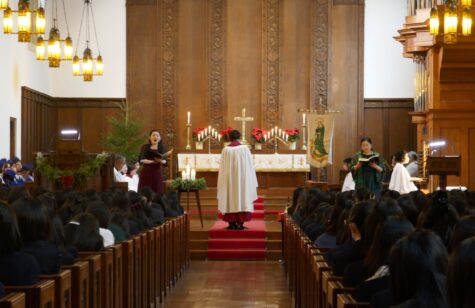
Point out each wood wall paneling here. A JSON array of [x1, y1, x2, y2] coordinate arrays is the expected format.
[[469, 128, 475, 189]]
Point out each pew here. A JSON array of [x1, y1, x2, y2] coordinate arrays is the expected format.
[[5, 280, 55, 308], [132, 236, 142, 308], [76, 253, 102, 308], [147, 229, 156, 307], [140, 233, 150, 308], [40, 269, 72, 308], [109, 244, 123, 308], [336, 294, 370, 308], [62, 261, 89, 308], [121, 240, 134, 308], [0, 293, 26, 308], [322, 270, 343, 308], [79, 250, 114, 308], [328, 281, 355, 308]]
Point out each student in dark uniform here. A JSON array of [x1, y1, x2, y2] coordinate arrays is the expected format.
[[12, 197, 62, 275], [0, 202, 40, 286]]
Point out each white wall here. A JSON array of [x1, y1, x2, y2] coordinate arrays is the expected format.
[[49, 0, 126, 98], [0, 35, 51, 159], [364, 0, 415, 98]]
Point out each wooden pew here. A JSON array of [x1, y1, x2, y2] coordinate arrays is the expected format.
[[76, 253, 102, 308], [147, 229, 156, 308], [315, 261, 331, 308], [328, 281, 355, 308], [121, 240, 134, 308], [140, 233, 150, 308], [62, 261, 89, 308], [109, 244, 123, 308], [79, 250, 113, 308], [132, 236, 142, 308], [0, 293, 26, 308], [5, 280, 55, 308], [156, 225, 165, 303], [322, 270, 343, 308], [40, 269, 72, 308], [336, 294, 370, 308]]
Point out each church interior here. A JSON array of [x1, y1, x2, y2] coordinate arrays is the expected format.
[[1, 0, 475, 307]]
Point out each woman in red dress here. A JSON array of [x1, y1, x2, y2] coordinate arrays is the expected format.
[[138, 130, 170, 194]]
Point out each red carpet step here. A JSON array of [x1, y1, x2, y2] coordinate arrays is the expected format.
[[207, 209, 267, 260]]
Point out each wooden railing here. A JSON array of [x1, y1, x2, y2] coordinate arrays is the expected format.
[[1, 214, 190, 308], [282, 215, 370, 308]]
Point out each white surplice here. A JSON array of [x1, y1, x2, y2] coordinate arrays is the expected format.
[[217, 145, 258, 214], [389, 163, 418, 194], [342, 172, 355, 192]]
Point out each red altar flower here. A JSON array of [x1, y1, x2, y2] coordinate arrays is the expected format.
[[284, 128, 300, 142], [220, 127, 234, 142], [251, 128, 268, 144], [192, 127, 205, 141]]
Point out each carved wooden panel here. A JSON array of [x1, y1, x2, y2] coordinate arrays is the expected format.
[[159, 0, 178, 149], [311, 0, 330, 109], [209, 0, 226, 131], [262, 0, 281, 128]]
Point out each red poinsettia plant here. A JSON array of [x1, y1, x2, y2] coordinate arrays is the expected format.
[[251, 128, 268, 144], [220, 127, 234, 142], [284, 128, 300, 142], [192, 127, 205, 141]]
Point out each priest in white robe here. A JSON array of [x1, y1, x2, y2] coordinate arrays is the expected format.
[[217, 130, 258, 230], [389, 150, 418, 195]]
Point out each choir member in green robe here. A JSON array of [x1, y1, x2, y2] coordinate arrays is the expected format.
[[350, 137, 385, 197]]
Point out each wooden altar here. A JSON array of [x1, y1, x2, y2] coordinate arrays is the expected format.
[[176, 149, 310, 194]]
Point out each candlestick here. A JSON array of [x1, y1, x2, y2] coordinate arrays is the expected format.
[[301, 122, 308, 151], [186, 122, 191, 150], [187, 112, 191, 124]]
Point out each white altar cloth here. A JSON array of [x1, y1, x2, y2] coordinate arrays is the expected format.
[[177, 153, 310, 172]]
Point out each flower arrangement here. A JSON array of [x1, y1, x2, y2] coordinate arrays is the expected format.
[[220, 127, 234, 142], [36, 152, 109, 188], [251, 128, 268, 144], [192, 128, 205, 141], [284, 128, 300, 142], [170, 177, 207, 191]]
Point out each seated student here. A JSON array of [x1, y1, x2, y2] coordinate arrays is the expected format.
[[388, 230, 448, 308], [350, 217, 414, 302], [449, 215, 475, 252], [303, 203, 332, 242], [389, 150, 418, 195], [341, 158, 356, 192], [325, 201, 374, 276], [12, 197, 62, 275], [65, 213, 104, 252], [113, 155, 131, 187], [2, 169, 22, 187], [126, 162, 140, 192], [109, 210, 129, 242], [39, 194, 77, 265], [20, 163, 34, 182], [110, 191, 140, 236], [86, 201, 115, 247], [286, 187, 304, 216], [447, 237, 475, 308], [0, 202, 40, 286], [315, 193, 353, 249]]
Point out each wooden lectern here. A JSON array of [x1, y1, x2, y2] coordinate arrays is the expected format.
[[427, 156, 461, 191]]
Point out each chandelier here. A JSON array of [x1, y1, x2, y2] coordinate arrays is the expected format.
[[430, 0, 473, 44], [35, 0, 73, 67], [72, 0, 103, 81], [2, 0, 46, 42]]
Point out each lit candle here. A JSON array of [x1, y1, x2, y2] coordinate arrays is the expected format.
[[218, 134, 221, 141], [208, 125, 211, 132], [190, 169, 196, 180], [279, 129, 282, 137], [303, 113, 306, 124], [187, 112, 191, 124], [204, 128, 208, 135], [181, 170, 186, 180], [186, 164, 191, 180]]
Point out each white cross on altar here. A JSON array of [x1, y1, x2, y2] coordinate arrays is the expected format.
[[234, 108, 254, 144]]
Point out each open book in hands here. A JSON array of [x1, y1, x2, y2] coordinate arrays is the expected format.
[[358, 154, 380, 164], [152, 149, 173, 164]]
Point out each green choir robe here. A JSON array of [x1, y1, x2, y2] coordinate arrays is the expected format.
[[350, 151, 385, 195]]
